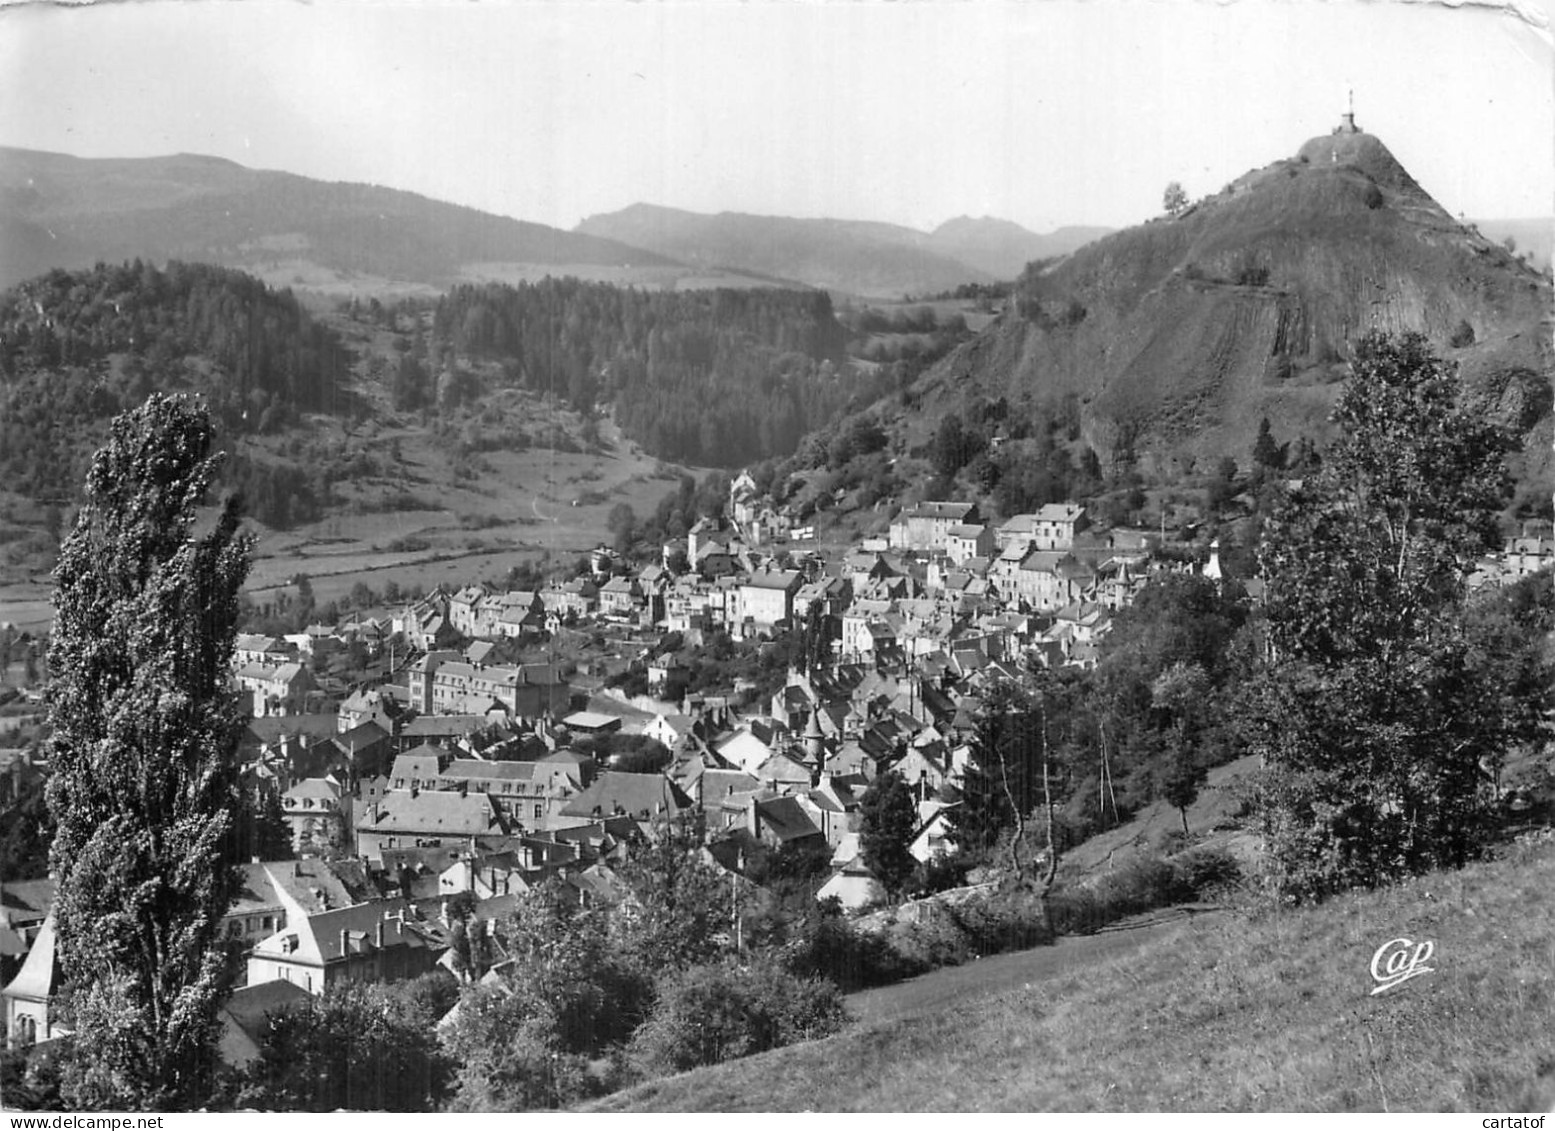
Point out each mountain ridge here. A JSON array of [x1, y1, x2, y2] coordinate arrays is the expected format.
[[576, 202, 1111, 296], [0, 146, 681, 294]]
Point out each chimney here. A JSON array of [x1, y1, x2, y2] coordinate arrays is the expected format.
[[339, 928, 350, 957], [375, 919, 385, 949]]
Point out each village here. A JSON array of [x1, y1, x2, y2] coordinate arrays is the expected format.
[[2, 469, 1551, 1069]]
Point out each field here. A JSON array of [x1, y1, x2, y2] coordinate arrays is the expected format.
[[242, 408, 701, 611], [592, 832, 1555, 1112], [0, 377, 706, 631]]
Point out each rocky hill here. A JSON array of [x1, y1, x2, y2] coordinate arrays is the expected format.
[[886, 123, 1553, 485]]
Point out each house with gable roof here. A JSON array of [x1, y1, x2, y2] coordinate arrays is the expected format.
[[235, 660, 318, 717], [217, 980, 313, 1069], [561, 771, 692, 826], [889, 501, 979, 553], [1, 912, 63, 1047], [246, 899, 445, 995], [356, 789, 510, 863], [744, 793, 826, 852], [282, 775, 351, 855]]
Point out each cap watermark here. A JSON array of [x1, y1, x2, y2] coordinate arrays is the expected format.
[[1370, 936, 1435, 995]]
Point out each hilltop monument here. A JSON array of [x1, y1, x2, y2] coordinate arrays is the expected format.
[[1335, 90, 1361, 135]]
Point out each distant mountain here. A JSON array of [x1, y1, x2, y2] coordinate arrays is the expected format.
[[0, 147, 679, 293], [1471, 217, 1553, 271], [575, 203, 1104, 298], [863, 123, 1553, 493], [926, 216, 1113, 281]]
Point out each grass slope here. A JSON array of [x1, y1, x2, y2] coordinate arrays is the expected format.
[[593, 834, 1555, 1112]]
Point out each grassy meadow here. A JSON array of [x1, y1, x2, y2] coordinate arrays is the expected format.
[[592, 833, 1555, 1112]]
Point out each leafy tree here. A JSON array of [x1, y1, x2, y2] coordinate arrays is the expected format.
[[628, 955, 845, 1077], [933, 412, 982, 479], [44, 393, 255, 1109], [950, 679, 1059, 899], [253, 789, 295, 861], [1252, 331, 1526, 900], [1251, 416, 1283, 470], [1151, 662, 1211, 835], [611, 818, 733, 972], [0, 774, 52, 881], [858, 770, 918, 896], [606, 502, 637, 555], [1163, 181, 1189, 216], [440, 970, 596, 1112], [236, 983, 450, 1111]]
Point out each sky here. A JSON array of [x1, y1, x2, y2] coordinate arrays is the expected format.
[[0, 0, 1550, 234]]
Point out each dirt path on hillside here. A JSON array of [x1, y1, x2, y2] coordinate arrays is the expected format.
[[845, 904, 1225, 1027]]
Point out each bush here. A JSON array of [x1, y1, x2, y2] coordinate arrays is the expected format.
[[1172, 845, 1243, 897], [782, 906, 923, 991], [629, 956, 846, 1077], [882, 905, 974, 969], [1363, 182, 1385, 210], [236, 982, 452, 1112], [909, 854, 972, 898], [946, 887, 1055, 954], [1449, 319, 1476, 348], [1046, 847, 1242, 936]]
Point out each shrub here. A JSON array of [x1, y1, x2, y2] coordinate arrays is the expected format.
[[909, 854, 972, 898], [1363, 182, 1385, 210], [236, 983, 452, 1112], [782, 906, 923, 991], [629, 956, 846, 1077], [1172, 845, 1243, 897], [883, 905, 974, 969], [948, 887, 1056, 953], [1449, 319, 1476, 348]]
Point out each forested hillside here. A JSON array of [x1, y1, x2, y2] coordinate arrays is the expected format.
[[434, 280, 885, 466], [0, 261, 347, 507]]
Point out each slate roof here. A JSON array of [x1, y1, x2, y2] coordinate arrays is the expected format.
[[0, 880, 55, 930], [360, 790, 506, 837], [561, 772, 691, 820], [400, 715, 493, 740], [753, 796, 824, 844], [220, 979, 312, 1044], [253, 899, 442, 967]]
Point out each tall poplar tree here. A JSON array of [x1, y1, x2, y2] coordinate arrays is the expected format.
[[45, 394, 255, 1108]]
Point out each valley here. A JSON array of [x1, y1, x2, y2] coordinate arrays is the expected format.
[[0, 102, 1551, 1117]]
